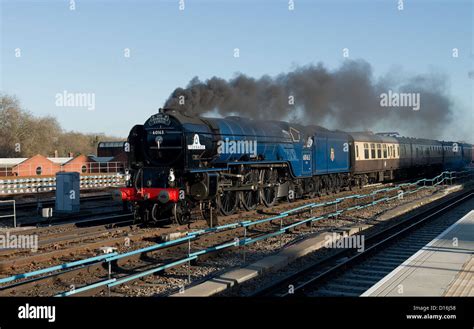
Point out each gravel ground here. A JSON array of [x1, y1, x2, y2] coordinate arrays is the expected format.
[[0, 180, 465, 297], [104, 184, 458, 297]]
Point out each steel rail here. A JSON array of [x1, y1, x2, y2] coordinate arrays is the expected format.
[[251, 189, 474, 297]]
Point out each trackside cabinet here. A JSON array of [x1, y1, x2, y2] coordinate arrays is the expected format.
[[55, 172, 80, 213]]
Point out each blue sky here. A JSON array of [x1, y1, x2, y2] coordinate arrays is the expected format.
[[1, 0, 472, 139]]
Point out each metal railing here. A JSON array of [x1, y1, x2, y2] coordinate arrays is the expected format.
[[0, 200, 16, 227], [1, 169, 473, 296]]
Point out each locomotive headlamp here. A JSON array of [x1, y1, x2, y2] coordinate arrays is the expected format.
[[306, 137, 314, 148], [155, 136, 163, 149]]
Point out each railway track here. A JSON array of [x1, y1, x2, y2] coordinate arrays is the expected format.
[[0, 171, 471, 297], [0, 179, 402, 261], [251, 188, 474, 297], [0, 192, 114, 211], [0, 192, 126, 228]]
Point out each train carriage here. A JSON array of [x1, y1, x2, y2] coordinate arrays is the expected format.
[[349, 132, 400, 183], [441, 141, 467, 170], [396, 137, 444, 176], [121, 108, 473, 225]]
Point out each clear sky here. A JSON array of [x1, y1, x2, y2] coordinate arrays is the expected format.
[[1, 0, 472, 139]]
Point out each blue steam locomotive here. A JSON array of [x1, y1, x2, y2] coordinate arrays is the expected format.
[[121, 108, 473, 225]]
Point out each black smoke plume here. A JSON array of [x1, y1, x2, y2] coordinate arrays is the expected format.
[[164, 60, 454, 139]]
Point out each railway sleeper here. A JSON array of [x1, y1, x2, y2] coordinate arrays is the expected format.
[[314, 283, 366, 294], [332, 277, 378, 287], [311, 289, 359, 297]]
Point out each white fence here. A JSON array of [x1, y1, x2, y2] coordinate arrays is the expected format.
[[0, 162, 125, 177]]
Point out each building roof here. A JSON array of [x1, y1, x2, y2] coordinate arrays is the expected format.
[[0, 157, 73, 168], [88, 155, 115, 163], [0, 158, 28, 167], [98, 141, 126, 148], [47, 157, 73, 164]]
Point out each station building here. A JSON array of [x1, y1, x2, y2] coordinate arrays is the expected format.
[[97, 141, 127, 161], [0, 151, 126, 177]]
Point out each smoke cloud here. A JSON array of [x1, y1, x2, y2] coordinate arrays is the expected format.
[[164, 60, 455, 140]]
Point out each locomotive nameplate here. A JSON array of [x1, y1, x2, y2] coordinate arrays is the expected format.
[[146, 114, 171, 126]]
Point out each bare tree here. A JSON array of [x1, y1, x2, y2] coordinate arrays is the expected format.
[[0, 94, 122, 157]]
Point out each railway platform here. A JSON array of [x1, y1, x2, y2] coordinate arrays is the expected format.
[[362, 210, 474, 297]]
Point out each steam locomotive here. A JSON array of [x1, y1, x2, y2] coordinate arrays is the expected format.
[[120, 108, 473, 225]]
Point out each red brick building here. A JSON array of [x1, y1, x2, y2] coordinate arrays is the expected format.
[[11, 154, 63, 177], [0, 153, 126, 177]]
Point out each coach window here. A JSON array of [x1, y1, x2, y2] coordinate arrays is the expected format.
[[356, 145, 359, 159], [364, 143, 369, 159], [397, 146, 400, 157], [376, 144, 382, 158], [370, 143, 376, 159], [383, 144, 388, 158]]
